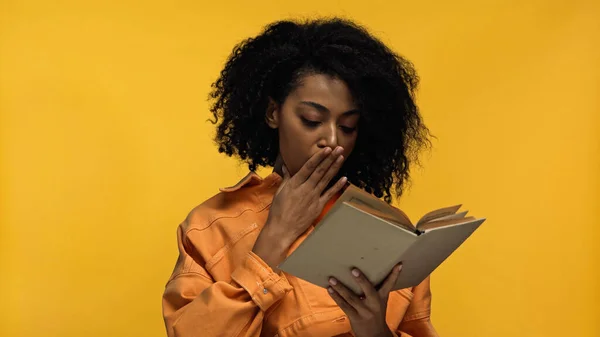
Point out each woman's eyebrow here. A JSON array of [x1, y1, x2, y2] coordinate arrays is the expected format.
[[299, 101, 360, 115]]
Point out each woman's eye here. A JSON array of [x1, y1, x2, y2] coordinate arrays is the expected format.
[[301, 117, 321, 128], [340, 126, 357, 134]]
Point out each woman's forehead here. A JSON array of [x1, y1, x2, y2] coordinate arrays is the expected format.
[[289, 74, 357, 111]]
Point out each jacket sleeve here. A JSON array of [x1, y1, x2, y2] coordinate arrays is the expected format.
[[162, 221, 293, 337], [394, 276, 439, 337]]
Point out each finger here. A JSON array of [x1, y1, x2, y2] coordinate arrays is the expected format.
[[306, 146, 343, 187], [295, 147, 332, 183], [320, 176, 348, 204], [328, 287, 357, 317], [350, 268, 380, 309], [328, 277, 366, 313], [378, 263, 403, 298], [315, 152, 344, 193]]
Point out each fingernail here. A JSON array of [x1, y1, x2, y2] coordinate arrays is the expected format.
[[329, 278, 337, 286], [324, 147, 332, 154], [328, 287, 334, 294], [341, 176, 348, 184], [352, 269, 360, 277], [335, 147, 343, 155], [397, 264, 403, 272]]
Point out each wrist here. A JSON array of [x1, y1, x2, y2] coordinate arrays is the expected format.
[[252, 222, 295, 271], [263, 220, 296, 247]]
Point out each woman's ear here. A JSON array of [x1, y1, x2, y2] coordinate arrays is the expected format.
[[265, 98, 279, 129]]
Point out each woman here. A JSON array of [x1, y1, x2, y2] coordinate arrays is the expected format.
[[162, 18, 435, 337]]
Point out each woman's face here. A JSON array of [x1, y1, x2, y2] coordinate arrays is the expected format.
[[266, 73, 359, 176]]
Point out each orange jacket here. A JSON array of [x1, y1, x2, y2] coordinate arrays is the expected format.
[[162, 172, 438, 337]]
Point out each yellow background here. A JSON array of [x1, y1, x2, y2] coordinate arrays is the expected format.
[[1, 1, 598, 336]]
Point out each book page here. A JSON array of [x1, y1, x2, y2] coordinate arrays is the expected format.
[[427, 210, 469, 222], [346, 199, 417, 233], [415, 205, 462, 226], [417, 215, 476, 231], [337, 184, 413, 226], [417, 211, 469, 230]]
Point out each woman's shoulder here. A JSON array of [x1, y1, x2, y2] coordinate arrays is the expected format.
[[175, 172, 280, 262], [181, 171, 280, 233]]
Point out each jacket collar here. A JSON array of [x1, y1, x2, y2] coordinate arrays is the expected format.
[[219, 171, 282, 193]]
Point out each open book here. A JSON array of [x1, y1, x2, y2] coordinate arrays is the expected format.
[[278, 184, 486, 294]]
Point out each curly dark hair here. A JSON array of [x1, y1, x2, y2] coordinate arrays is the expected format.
[[209, 18, 430, 203]]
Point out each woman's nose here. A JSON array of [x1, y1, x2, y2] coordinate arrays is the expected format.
[[317, 122, 338, 149]]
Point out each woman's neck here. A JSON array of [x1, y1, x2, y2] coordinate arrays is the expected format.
[[272, 153, 284, 177]]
